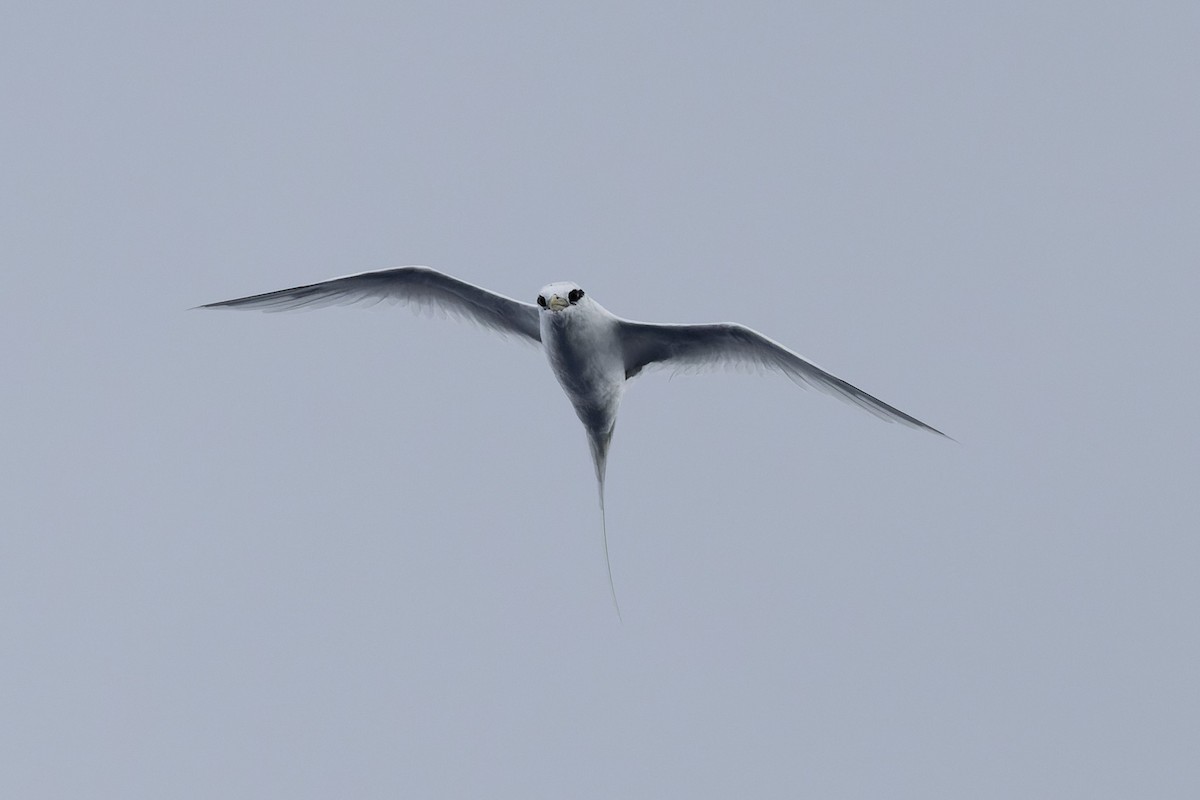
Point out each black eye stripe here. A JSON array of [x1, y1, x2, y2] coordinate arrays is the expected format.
[[537, 295, 547, 308], [568, 289, 584, 303]]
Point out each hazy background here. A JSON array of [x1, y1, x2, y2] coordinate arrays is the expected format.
[[3, 2, 1197, 797]]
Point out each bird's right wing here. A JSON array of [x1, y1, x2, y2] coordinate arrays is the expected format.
[[619, 320, 946, 436], [197, 266, 542, 344]]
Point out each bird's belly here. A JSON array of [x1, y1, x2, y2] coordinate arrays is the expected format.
[[543, 320, 624, 432]]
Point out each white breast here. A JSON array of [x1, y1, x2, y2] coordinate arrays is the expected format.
[[540, 300, 626, 432]]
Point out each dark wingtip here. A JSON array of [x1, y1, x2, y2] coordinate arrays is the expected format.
[[918, 420, 957, 443]]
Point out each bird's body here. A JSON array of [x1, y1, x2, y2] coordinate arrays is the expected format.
[[539, 282, 625, 442], [200, 266, 947, 616], [537, 284, 629, 610]]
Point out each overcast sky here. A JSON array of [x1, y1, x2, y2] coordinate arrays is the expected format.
[[3, 2, 1198, 797]]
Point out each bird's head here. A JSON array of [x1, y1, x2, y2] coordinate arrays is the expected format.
[[536, 282, 587, 313]]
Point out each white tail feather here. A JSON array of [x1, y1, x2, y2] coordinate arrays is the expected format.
[[588, 428, 622, 621]]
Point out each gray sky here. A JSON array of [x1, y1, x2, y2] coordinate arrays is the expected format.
[[3, 1, 1198, 797]]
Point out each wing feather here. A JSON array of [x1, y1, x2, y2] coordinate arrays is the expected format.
[[619, 320, 946, 436], [198, 266, 542, 344]]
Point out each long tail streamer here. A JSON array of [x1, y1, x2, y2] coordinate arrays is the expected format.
[[588, 428, 622, 621]]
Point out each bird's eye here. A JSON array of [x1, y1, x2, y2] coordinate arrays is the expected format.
[[537, 295, 547, 308], [568, 289, 584, 304]]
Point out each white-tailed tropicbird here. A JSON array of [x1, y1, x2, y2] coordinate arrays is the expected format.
[[200, 266, 947, 617]]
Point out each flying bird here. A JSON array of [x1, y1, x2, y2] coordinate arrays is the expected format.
[[200, 266, 947, 617]]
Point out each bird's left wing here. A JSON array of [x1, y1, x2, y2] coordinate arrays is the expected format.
[[618, 320, 946, 436], [198, 266, 542, 343]]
